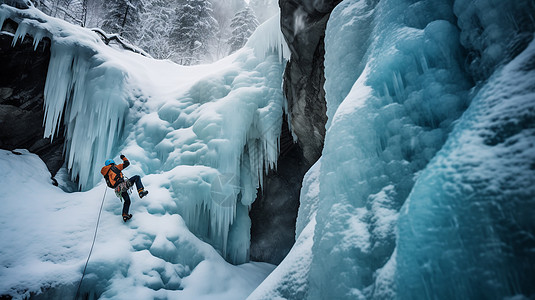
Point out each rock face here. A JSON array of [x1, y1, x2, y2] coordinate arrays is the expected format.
[[0, 19, 64, 176], [249, 1, 340, 264], [280, 0, 341, 166]]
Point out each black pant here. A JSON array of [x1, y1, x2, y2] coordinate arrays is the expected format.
[[121, 175, 144, 215]]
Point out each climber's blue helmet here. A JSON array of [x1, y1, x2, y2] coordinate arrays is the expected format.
[[105, 159, 115, 166]]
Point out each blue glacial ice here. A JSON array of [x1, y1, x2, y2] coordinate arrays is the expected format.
[[397, 37, 535, 299], [313, 0, 472, 298]]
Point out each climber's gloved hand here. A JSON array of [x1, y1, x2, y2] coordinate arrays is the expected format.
[[120, 154, 126, 160]]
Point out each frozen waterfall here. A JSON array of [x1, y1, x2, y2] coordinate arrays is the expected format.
[[1, 5, 288, 267]]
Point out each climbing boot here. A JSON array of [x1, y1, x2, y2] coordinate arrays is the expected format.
[[138, 188, 148, 198], [122, 214, 132, 222]]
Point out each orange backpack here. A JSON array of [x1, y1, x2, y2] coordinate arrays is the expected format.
[[103, 165, 123, 188]]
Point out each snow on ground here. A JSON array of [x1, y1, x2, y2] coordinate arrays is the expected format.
[[0, 149, 274, 299], [0, 4, 288, 299]]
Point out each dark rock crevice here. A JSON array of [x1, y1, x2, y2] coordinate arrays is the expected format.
[[248, 1, 340, 264], [280, 0, 341, 166], [249, 115, 309, 264], [0, 20, 64, 176]]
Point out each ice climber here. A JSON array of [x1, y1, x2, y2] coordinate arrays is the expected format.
[[101, 155, 148, 222]]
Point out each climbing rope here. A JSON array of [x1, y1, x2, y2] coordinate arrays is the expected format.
[[74, 186, 107, 300]]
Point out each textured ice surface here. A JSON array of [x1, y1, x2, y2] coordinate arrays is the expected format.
[[251, 0, 535, 299], [454, 0, 535, 79], [130, 16, 288, 264], [397, 37, 535, 299], [312, 0, 471, 298], [294, 160, 321, 238]]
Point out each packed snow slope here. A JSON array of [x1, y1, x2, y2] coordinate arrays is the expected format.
[[0, 3, 289, 299], [0, 149, 274, 300], [250, 0, 535, 299]]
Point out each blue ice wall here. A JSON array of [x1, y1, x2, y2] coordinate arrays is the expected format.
[[263, 0, 535, 299], [397, 35, 535, 299], [395, 0, 535, 298], [310, 0, 471, 298]]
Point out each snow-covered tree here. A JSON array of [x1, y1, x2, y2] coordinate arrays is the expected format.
[[136, 0, 178, 59], [170, 0, 219, 65], [249, 0, 278, 24], [59, 0, 83, 24], [81, 0, 106, 27], [101, 0, 144, 42], [208, 0, 233, 60], [30, 0, 52, 14], [31, 0, 253, 62], [31, 0, 85, 25], [227, 5, 258, 54]]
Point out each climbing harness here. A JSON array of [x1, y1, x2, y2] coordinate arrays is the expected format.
[[114, 177, 133, 201], [74, 186, 107, 300]]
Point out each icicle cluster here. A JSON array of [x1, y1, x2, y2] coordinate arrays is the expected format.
[[1, 5, 129, 190], [44, 47, 129, 190], [246, 13, 290, 63]]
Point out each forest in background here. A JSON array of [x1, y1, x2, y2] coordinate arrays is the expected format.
[[30, 0, 279, 64]]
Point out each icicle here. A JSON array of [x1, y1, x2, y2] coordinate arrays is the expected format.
[[11, 21, 28, 46], [392, 70, 405, 103], [246, 13, 291, 62], [43, 45, 73, 140], [32, 29, 45, 50], [419, 51, 429, 73], [0, 11, 6, 30]]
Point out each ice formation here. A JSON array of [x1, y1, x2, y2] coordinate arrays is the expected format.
[[251, 0, 535, 299], [2, 4, 129, 190], [397, 34, 535, 299], [1, 2, 289, 261], [313, 1, 472, 297], [126, 15, 289, 264]]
